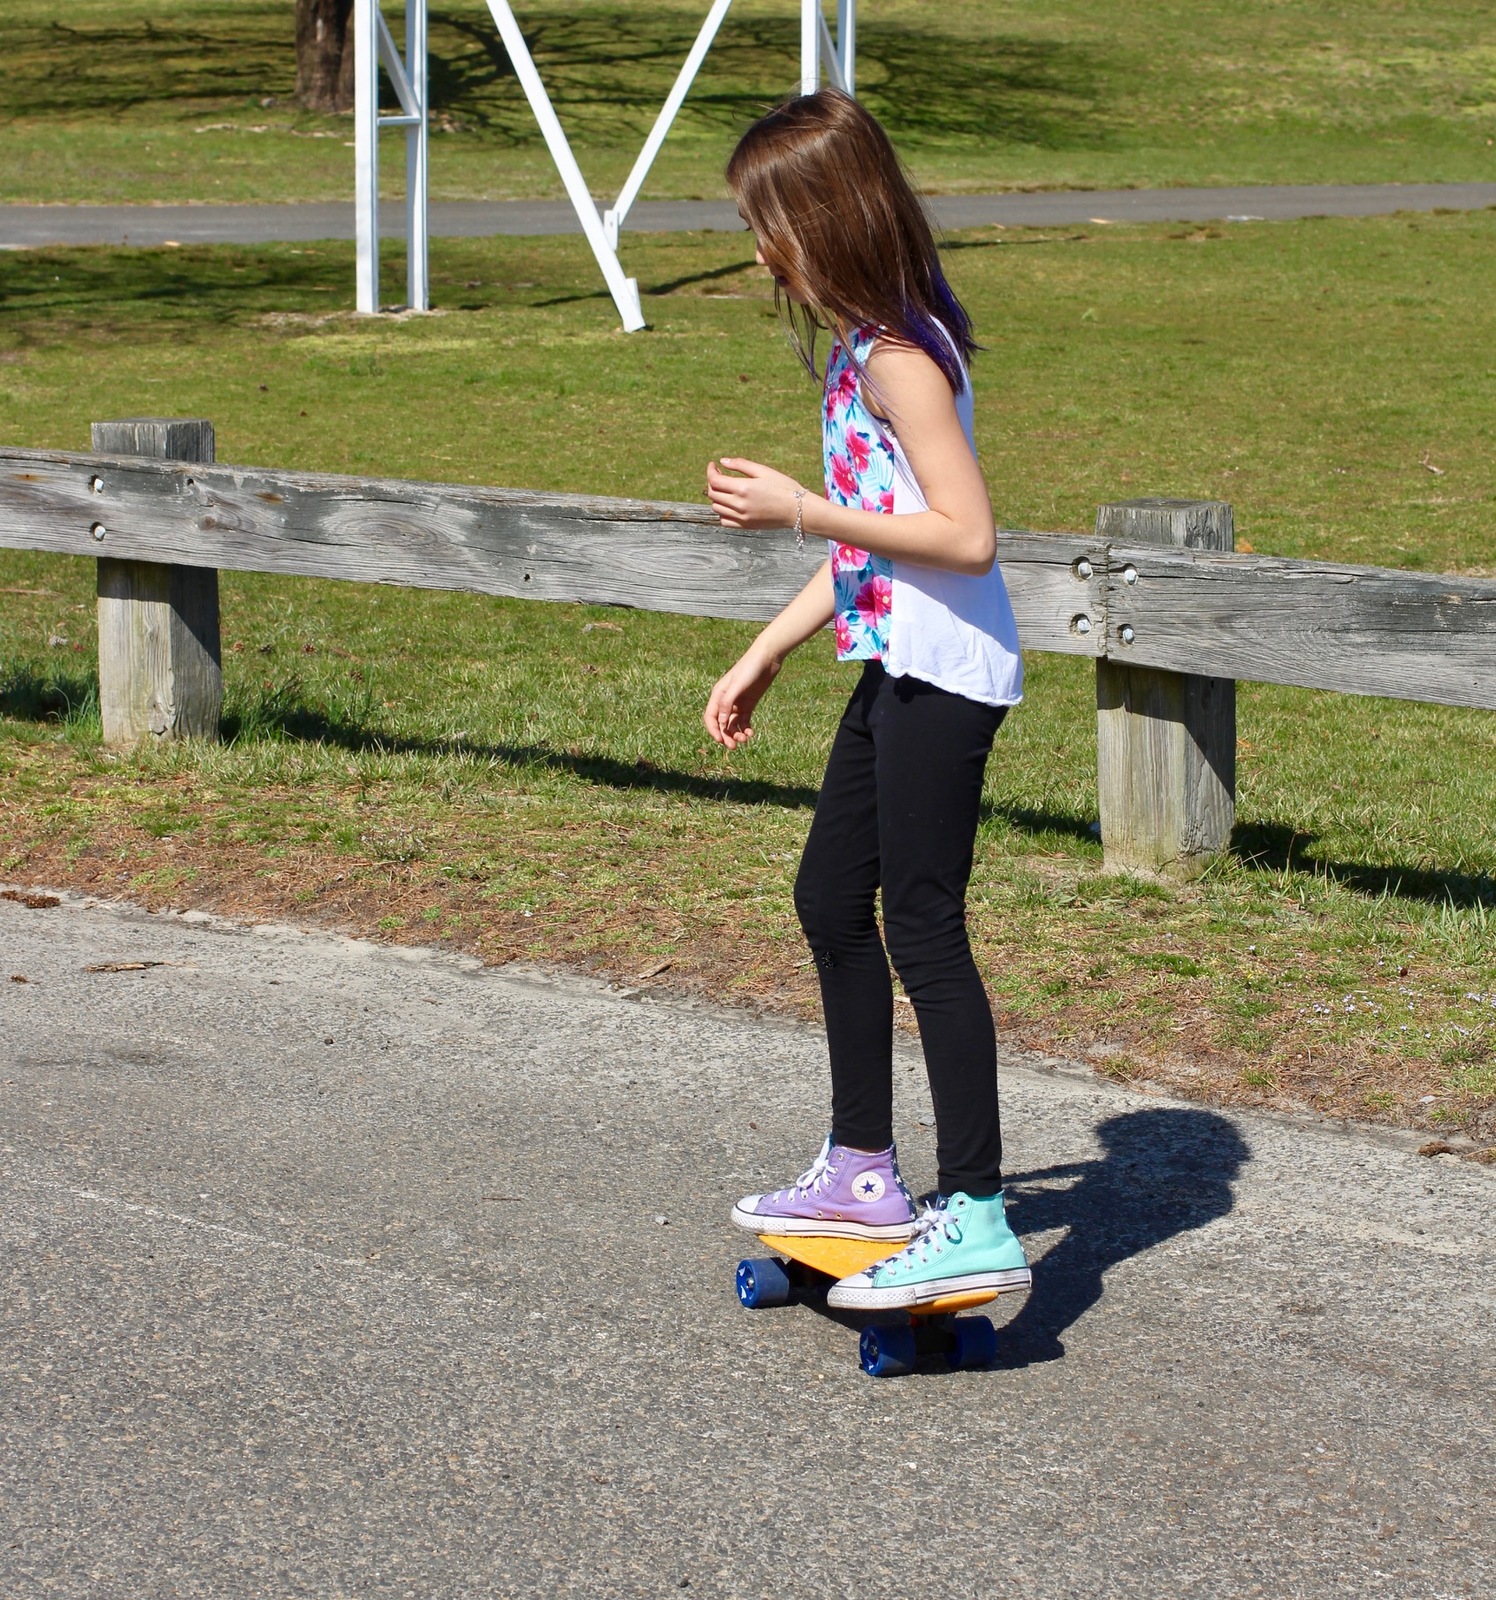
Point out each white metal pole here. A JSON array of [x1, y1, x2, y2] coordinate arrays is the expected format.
[[816, 8, 846, 92], [484, 0, 645, 331], [406, 0, 429, 310], [800, 0, 819, 94], [604, 0, 734, 248], [837, 0, 855, 95], [376, 7, 419, 112], [354, 0, 380, 312]]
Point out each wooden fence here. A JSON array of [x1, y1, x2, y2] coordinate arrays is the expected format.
[[2, 419, 1494, 879]]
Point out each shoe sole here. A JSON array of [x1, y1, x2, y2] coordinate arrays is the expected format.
[[827, 1266, 1032, 1310], [730, 1204, 918, 1242]]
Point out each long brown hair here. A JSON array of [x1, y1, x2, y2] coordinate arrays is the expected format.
[[726, 89, 975, 393]]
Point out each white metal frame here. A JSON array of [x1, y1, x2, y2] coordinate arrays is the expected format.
[[354, 0, 429, 314], [800, 0, 854, 94], [483, 0, 644, 331], [603, 0, 735, 250], [354, 0, 856, 328]]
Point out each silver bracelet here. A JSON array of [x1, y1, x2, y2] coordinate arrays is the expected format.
[[792, 488, 807, 549]]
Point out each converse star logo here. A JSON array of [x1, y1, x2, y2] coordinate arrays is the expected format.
[[851, 1171, 886, 1203]]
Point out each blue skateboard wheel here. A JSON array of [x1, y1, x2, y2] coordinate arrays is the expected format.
[[948, 1316, 998, 1370], [860, 1323, 917, 1378], [736, 1257, 791, 1309]]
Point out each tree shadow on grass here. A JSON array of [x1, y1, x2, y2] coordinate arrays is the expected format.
[[0, 12, 293, 120], [428, 10, 1113, 152], [3, 8, 1114, 159], [0, 246, 355, 332]]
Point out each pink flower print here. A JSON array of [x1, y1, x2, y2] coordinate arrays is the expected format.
[[854, 574, 892, 629], [845, 427, 872, 473], [878, 489, 895, 514], [831, 363, 859, 412], [834, 543, 871, 568], [834, 614, 853, 655], [830, 453, 859, 501]]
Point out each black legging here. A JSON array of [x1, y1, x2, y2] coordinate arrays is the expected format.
[[794, 661, 1008, 1198]]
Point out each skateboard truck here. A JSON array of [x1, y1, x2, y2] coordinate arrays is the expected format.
[[735, 1231, 1027, 1378]]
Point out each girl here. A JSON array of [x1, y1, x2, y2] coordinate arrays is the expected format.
[[703, 90, 1030, 1311]]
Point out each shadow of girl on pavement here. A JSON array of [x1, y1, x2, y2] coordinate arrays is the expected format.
[[994, 1106, 1250, 1367]]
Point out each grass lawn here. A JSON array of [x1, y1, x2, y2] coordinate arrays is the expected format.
[[2, 0, 1494, 205], [1, 211, 1493, 1150]]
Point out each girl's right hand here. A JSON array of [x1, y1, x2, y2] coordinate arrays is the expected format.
[[703, 649, 780, 749]]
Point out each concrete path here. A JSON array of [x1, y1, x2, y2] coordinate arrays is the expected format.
[[2, 890, 1491, 1598], [3, 182, 1495, 247]]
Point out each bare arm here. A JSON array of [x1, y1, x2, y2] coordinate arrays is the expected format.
[[706, 340, 997, 576], [753, 557, 838, 665], [702, 560, 835, 749]]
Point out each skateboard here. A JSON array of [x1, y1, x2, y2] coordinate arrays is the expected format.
[[734, 1230, 1030, 1378]]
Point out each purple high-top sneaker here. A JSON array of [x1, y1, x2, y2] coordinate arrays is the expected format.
[[731, 1136, 919, 1241]]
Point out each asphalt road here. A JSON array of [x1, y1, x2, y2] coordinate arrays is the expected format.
[[2, 891, 1492, 1598], [3, 182, 1495, 247]]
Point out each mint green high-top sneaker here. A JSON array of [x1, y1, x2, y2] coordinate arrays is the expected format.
[[826, 1191, 1031, 1311]]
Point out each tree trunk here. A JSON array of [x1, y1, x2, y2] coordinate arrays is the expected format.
[[296, 0, 356, 114]]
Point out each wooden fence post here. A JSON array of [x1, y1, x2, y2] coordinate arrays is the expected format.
[[92, 419, 221, 745], [1094, 498, 1235, 879]]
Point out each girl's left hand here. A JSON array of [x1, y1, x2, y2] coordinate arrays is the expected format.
[[706, 457, 806, 530]]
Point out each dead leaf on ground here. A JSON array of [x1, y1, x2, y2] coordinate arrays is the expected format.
[[9, 974, 29, 984], [636, 958, 673, 979], [84, 960, 167, 974], [1417, 1139, 1455, 1156], [2, 890, 60, 909]]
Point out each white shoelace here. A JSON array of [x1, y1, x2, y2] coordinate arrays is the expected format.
[[773, 1143, 839, 1204], [876, 1202, 961, 1277]]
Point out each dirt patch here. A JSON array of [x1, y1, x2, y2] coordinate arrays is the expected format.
[[4, 815, 1491, 1159], [1, 888, 60, 909]]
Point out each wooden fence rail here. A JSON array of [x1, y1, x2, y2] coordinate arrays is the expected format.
[[2, 422, 1494, 879]]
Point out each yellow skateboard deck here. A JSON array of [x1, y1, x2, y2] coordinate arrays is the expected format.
[[736, 1232, 1019, 1374], [753, 1232, 894, 1283], [752, 1231, 1003, 1317]]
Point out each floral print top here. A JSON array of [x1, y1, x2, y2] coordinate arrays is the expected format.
[[823, 326, 896, 660]]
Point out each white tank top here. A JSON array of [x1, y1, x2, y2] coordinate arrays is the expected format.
[[888, 381, 1024, 707], [822, 326, 1024, 708]]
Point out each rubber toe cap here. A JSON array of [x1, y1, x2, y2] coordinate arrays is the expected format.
[[825, 1272, 877, 1309]]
